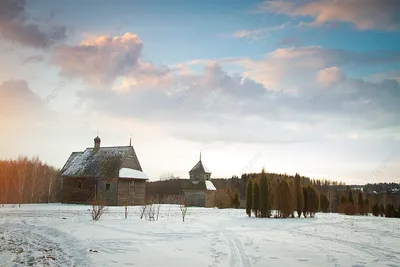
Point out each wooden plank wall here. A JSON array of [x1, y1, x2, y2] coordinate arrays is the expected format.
[[117, 179, 146, 205], [61, 177, 96, 204]]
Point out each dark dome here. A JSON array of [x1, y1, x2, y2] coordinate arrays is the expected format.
[[94, 136, 101, 143]]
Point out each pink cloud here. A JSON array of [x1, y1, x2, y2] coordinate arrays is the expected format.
[[52, 33, 143, 86], [261, 0, 400, 30], [317, 67, 346, 85]]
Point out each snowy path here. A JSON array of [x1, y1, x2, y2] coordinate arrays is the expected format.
[[0, 204, 399, 267]]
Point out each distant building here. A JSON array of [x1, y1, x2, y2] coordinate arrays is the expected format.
[[183, 153, 217, 207], [60, 136, 148, 205]]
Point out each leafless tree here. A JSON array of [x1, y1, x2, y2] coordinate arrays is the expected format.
[[91, 195, 107, 220], [159, 172, 180, 181], [13, 156, 29, 207], [0, 163, 11, 206], [46, 168, 58, 203], [139, 204, 147, 219], [29, 156, 41, 203], [180, 195, 188, 222]]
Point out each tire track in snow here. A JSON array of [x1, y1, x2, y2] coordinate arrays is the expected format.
[[206, 223, 251, 267]]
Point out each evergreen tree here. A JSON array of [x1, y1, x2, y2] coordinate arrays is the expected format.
[[340, 194, 347, 205], [357, 191, 364, 215], [319, 193, 330, 212], [308, 184, 319, 217], [348, 189, 354, 205], [397, 204, 400, 218], [303, 186, 309, 218], [258, 169, 269, 218], [252, 178, 260, 217], [364, 198, 369, 215], [379, 203, 385, 217], [277, 177, 293, 218], [232, 190, 241, 209], [246, 178, 253, 217], [372, 203, 379, 216], [295, 173, 304, 218]]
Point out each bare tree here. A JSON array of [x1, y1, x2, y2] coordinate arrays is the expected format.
[[13, 156, 29, 207], [139, 204, 147, 219], [159, 172, 180, 181], [0, 162, 12, 206], [180, 195, 188, 222], [46, 168, 58, 203], [29, 156, 41, 203], [91, 195, 107, 220]]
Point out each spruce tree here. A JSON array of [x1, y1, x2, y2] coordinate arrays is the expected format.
[[246, 178, 253, 217], [348, 189, 354, 205], [340, 195, 347, 205], [379, 203, 385, 217], [302, 186, 309, 218], [295, 173, 304, 218], [372, 203, 379, 216], [308, 185, 319, 217], [259, 169, 268, 218], [364, 198, 369, 215], [232, 191, 241, 209], [252, 178, 260, 217], [357, 191, 364, 215], [277, 178, 293, 218], [397, 204, 400, 218]]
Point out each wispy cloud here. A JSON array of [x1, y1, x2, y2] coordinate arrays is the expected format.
[[22, 55, 45, 64], [260, 0, 400, 31], [233, 21, 290, 40]]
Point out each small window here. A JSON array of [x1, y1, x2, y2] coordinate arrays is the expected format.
[[77, 181, 82, 189], [105, 183, 111, 192]]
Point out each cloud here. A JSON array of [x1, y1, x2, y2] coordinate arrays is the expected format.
[[0, 79, 44, 125], [229, 46, 400, 92], [22, 54, 45, 64], [58, 31, 399, 144], [0, 0, 67, 48], [51, 33, 145, 86], [317, 66, 346, 85], [260, 0, 400, 30], [233, 21, 290, 40]]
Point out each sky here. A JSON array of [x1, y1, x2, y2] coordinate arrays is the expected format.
[[1, 0, 400, 184]]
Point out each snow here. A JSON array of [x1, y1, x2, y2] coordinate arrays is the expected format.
[[119, 168, 148, 179], [1, 204, 400, 267], [205, 180, 216, 190]]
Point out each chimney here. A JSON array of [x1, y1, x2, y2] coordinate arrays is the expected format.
[[94, 136, 101, 149]]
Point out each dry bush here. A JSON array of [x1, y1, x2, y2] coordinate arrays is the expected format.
[[180, 195, 188, 222], [139, 204, 147, 219], [146, 203, 161, 221], [91, 201, 106, 220]]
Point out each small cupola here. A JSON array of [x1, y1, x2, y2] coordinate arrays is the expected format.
[[94, 136, 101, 149]]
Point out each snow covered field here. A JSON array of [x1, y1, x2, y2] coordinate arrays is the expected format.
[[0, 204, 399, 267]]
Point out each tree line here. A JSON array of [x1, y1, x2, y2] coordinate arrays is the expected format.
[[0, 156, 60, 205], [245, 169, 320, 218]]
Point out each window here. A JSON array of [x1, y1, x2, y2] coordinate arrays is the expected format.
[[77, 181, 82, 189], [105, 183, 111, 192]]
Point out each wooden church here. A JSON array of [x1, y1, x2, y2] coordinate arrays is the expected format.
[[183, 153, 217, 207], [60, 136, 148, 206]]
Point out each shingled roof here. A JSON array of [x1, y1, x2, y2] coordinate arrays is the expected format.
[[61, 146, 139, 178], [189, 160, 211, 174]]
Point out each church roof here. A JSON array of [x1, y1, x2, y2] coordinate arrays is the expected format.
[[61, 146, 143, 178], [189, 160, 211, 174], [183, 180, 216, 191]]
